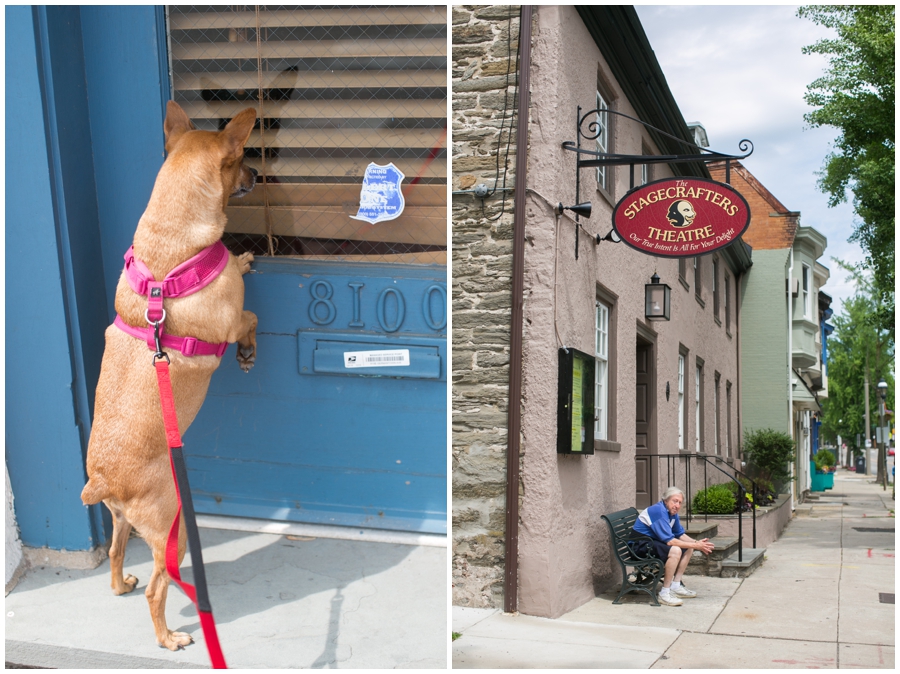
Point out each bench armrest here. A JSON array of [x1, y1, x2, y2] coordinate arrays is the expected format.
[[626, 534, 660, 562]]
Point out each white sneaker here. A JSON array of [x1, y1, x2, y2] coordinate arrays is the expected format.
[[671, 582, 697, 598], [657, 589, 683, 606]]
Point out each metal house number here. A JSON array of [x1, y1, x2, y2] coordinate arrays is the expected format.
[[307, 280, 447, 333]]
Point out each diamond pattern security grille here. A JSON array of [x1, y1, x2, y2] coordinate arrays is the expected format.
[[167, 5, 447, 263]]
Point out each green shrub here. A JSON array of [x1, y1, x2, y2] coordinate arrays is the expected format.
[[743, 428, 795, 487], [814, 449, 835, 471], [692, 484, 737, 514]]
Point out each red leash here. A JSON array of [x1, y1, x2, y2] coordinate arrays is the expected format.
[[152, 322, 227, 669]]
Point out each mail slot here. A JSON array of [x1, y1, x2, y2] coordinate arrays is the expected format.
[[298, 331, 443, 380]]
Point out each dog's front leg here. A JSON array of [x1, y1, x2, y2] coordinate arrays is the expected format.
[[236, 251, 254, 275], [236, 310, 258, 372]]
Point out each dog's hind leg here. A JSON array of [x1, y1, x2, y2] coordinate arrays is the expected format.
[[235, 310, 258, 372], [146, 526, 193, 651], [106, 500, 139, 595]]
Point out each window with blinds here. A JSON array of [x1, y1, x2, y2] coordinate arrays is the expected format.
[[166, 5, 447, 264]]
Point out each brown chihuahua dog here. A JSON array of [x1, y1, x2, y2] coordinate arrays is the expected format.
[[82, 101, 259, 650]]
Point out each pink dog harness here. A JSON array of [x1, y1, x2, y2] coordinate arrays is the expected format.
[[114, 241, 230, 357]]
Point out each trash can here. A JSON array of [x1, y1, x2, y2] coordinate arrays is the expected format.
[[855, 454, 866, 474]]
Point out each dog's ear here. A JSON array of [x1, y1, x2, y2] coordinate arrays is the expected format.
[[164, 101, 195, 153], [222, 108, 257, 159]]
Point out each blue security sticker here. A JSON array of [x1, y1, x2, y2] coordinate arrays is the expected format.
[[351, 162, 406, 224]]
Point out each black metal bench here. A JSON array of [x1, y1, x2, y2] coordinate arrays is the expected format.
[[601, 507, 665, 606]]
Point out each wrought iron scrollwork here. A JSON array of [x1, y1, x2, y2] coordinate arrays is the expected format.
[[561, 105, 754, 258]]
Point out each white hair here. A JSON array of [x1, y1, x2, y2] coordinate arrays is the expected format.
[[662, 486, 685, 502]]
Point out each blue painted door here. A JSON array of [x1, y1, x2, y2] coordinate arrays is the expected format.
[[163, 6, 449, 534], [80, 6, 447, 536], [188, 261, 447, 533]]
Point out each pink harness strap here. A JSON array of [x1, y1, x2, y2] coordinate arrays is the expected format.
[[115, 316, 229, 357], [124, 241, 229, 319], [115, 241, 230, 357]]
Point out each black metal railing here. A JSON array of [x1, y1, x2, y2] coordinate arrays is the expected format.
[[642, 453, 758, 562]]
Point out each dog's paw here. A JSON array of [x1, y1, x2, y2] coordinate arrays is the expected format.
[[237, 251, 255, 275], [158, 630, 193, 651], [113, 574, 138, 595], [237, 344, 256, 372]]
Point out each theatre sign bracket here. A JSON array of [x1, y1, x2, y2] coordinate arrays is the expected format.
[[561, 107, 754, 259]]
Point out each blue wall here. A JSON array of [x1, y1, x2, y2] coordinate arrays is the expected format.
[[80, 5, 169, 313], [6, 6, 167, 550], [6, 6, 104, 549]]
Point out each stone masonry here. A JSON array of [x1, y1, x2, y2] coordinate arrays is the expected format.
[[451, 5, 522, 608]]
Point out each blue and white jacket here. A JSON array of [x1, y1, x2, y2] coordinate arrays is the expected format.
[[632, 500, 685, 543]]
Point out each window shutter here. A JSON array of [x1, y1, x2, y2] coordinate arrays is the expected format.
[[167, 5, 447, 263]]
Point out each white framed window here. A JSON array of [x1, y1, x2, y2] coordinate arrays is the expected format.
[[693, 257, 701, 299], [724, 274, 731, 332], [695, 364, 702, 452], [595, 90, 609, 191], [594, 301, 610, 440], [726, 381, 733, 458], [677, 354, 685, 451], [712, 258, 719, 318], [802, 264, 811, 318], [714, 373, 720, 455]]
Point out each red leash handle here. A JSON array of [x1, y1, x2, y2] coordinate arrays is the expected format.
[[155, 358, 228, 669]]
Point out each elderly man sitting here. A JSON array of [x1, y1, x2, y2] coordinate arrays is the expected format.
[[629, 486, 714, 606]]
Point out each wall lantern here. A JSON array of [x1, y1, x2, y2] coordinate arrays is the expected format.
[[556, 202, 592, 219], [645, 273, 671, 321]]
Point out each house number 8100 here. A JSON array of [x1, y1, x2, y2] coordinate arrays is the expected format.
[[307, 280, 446, 333]]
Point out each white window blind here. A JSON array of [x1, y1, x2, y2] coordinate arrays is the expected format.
[[595, 301, 609, 440], [167, 5, 447, 263]]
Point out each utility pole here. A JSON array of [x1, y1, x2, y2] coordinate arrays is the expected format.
[[877, 379, 887, 488], [864, 374, 871, 475]]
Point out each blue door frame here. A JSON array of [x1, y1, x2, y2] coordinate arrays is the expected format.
[[6, 6, 447, 550]]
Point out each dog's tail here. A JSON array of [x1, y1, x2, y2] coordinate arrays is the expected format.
[[81, 477, 110, 505]]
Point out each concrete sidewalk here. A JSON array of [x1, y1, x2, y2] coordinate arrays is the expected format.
[[6, 519, 448, 669], [452, 470, 895, 669]]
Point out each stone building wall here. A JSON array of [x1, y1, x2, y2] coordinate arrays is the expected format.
[[451, 5, 522, 608]]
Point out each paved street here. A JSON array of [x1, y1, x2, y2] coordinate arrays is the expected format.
[[453, 470, 894, 668], [6, 523, 447, 669]]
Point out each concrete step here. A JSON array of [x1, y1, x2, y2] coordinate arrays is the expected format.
[[720, 547, 766, 578], [683, 520, 719, 539], [685, 537, 741, 576], [709, 536, 740, 560]]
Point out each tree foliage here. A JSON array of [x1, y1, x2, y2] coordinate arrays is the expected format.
[[798, 5, 895, 336], [819, 260, 894, 451]]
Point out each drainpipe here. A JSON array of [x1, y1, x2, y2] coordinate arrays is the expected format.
[[504, 4, 532, 615], [787, 248, 795, 505], [736, 270, 742, 463]]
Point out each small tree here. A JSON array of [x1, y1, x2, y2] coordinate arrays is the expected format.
[[743, 428, 796, 491]]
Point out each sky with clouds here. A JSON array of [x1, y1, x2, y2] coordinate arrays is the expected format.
[[634, 4, 865, 315]]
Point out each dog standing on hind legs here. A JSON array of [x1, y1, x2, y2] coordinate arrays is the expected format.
[[81, 101, 259, 651]]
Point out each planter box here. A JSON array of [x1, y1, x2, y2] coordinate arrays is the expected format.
[[688, 493, 792, 551], [810, 461, 834, 491]]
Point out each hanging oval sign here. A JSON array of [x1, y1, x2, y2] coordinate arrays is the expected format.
[[612, 177, 751, 258]]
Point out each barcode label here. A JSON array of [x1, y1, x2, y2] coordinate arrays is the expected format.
[[344, 349, 411, 368]]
